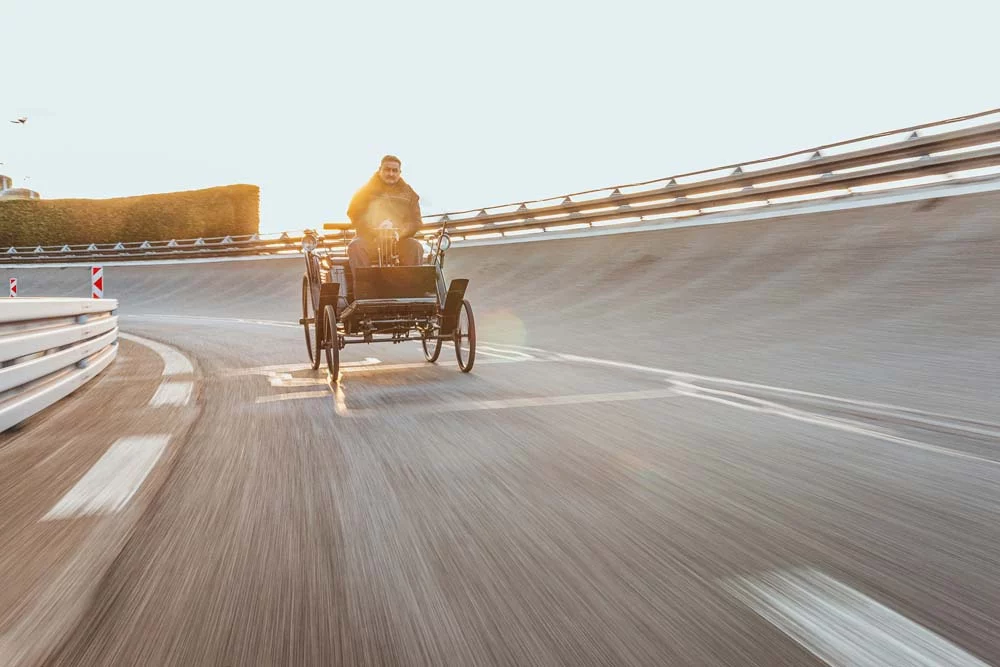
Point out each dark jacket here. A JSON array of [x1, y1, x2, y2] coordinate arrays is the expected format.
[[346, 173, 422, 240]]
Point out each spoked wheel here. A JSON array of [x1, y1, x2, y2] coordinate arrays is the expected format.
[[454, 299, 476, 372], [422, 324, 443, 362], [323, 305, 340, 380], [302, 274, 320, 370]]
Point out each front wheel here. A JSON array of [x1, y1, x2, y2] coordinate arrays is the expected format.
[[302, 274, 319, 370], [454, 300, 476, 373], [422, 325, 443, 362], [323, 305, 340, 380]]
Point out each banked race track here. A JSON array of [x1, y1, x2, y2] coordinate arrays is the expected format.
[[2, 183, 1000, 665]]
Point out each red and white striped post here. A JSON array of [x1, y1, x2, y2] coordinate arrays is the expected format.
[[91, 266, 104, 299], [8, 277, 16, 297]]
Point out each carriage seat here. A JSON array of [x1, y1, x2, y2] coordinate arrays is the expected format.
[[321, 256, 353, 309]]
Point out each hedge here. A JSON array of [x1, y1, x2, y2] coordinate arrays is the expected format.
[[0, 184, 259, 247]]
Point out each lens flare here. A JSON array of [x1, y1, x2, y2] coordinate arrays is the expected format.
[[478, 309, 527, 346]]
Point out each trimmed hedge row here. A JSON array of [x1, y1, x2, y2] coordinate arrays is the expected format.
[[0, 184, 259, 247]]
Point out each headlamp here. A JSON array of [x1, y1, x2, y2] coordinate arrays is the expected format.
[[301, 232, 318, 253]]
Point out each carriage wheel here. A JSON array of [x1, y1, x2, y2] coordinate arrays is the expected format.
[[422, 324, 443, 362], [307, 256, 322, 311], [302, 274, 319, 370], [454, 300, 476, 372], [323, 305, 340, 380]]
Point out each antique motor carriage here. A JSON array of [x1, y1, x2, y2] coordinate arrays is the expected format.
[[299, 220, 476, 379]]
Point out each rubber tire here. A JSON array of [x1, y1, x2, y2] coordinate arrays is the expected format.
[[302, 274, 319, 370], [454, 300, 476, 373], [422, 327, 443, 362], [307, 256, 321, 311], [323, 305, 340, 380]]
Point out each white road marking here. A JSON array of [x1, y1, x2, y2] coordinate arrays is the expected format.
[[230, 359, 382, 375], [122, 320, 998, 462], [476, 342, 553, 353], [119, 333, 193, 376], [240, 357, 532, 390], [256, 389, 332, 404], [724, 568, 990, 667], [228, 363, 312, 376], [253, 359, 544, 402], [268, 375, 327, 388], [461, 346, 1000, 466], [441, 342, 535, 361], [671, 381, 1000, 467], [129, 315, 539, 363], [149, 380, 193, 407], [255, 387, 682, 412], [226, 359, 383, 384], [340, 358, 526, 373], [681, 371, 1000, 438], [211, 334, 991, 438], [472, 348, 533, 361], [340, 361, 438, 374], [334, 387, 681, 416], [123, 313, 299, 329], [555, 351, 1000, 434], [42, 435, 171, 520]]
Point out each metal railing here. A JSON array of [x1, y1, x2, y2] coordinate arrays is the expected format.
[[0, 298, 119, 432], [4, 108, 1000, 263]]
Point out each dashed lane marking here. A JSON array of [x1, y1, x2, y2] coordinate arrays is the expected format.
[[42, 435, 171, 520], [119, 332, 193, 376], [724, 568, 990, 667], [149, 381, 193, 407]]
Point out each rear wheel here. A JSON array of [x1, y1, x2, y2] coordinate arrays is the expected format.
[[302, 274, 319, 370], [454, 300, 476, 372], [422, 324, 443, 362], [323, 305, 340, 380]]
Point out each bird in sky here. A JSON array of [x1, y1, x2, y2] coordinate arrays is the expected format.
[[9, 117, 27, 125]]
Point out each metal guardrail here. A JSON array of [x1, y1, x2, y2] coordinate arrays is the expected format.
[[2, 234, 312, 264], [0, 298, 119, 432], [4, 108, 1000, 262]]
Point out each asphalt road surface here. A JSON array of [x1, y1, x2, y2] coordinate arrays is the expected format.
[[4, 190, 1000, 665]]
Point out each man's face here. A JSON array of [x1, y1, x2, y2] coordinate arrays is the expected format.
[[379, 161, 401, 185]]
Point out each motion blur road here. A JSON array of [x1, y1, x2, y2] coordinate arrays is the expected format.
[[4, 190, 1000, 665]]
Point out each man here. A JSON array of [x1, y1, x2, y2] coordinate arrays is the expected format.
[[346, 155, 425, 270]]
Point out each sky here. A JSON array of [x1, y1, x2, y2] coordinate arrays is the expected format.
[[2, 0, 998, 235]]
